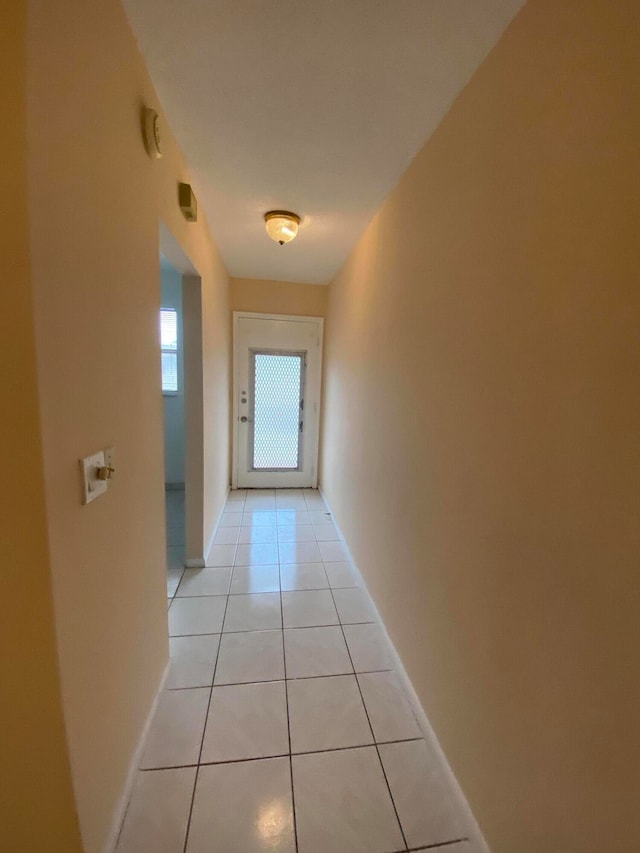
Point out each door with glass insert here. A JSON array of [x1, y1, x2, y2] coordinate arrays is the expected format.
[[234, 314, 323, 488]]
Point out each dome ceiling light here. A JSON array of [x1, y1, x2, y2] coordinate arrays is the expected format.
[[264, 210, 300, 246]]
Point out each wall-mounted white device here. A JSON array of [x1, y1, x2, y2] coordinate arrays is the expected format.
[[143, 107, 162, 159]]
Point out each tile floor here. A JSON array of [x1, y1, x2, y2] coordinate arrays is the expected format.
[[117, 488, 478, 853]]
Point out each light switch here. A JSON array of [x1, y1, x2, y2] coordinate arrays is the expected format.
[[104, 446, 115, 472], [80, 450, 108, 505]]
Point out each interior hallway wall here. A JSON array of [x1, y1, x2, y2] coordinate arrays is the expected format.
[[231, 276, 329, 318], [1, 2, 82, 849], [320, 1, 640, 851], [26, 0, 230, 849], [161, 261, 185, 486]]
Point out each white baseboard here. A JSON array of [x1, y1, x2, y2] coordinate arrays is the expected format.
[[319, 487, 490, 853], [185, 557, 206, 568], [204, 486, 231, 566], [103, 661, 170, 853]]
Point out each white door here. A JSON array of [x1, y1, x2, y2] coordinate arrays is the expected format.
[[233, 313, 323, 488]]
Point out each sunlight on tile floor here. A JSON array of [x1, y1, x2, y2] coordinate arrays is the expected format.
[[116, 488, 479, 853]]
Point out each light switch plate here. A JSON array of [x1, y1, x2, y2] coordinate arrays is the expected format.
[[104, 446, 115, 472], [80, 450, 107, 505]]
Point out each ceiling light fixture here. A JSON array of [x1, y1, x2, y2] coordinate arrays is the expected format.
[[264, 210, 300, 246]]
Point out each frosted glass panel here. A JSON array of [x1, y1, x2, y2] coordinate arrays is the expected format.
[[252, 353, 302, 470]]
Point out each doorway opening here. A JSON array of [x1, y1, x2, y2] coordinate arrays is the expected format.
[[160, 224, 206, 571], [233, 313, 323, 489], [160, 255, 186, 567]]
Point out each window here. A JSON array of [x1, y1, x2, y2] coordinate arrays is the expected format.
[[160, 308, 178, 393]]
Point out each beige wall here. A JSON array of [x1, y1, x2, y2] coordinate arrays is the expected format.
[[231, 277, 329, 317], [0, 3, 82, 849], [26, 1, 230, 850], [321, 1, 640, 851]]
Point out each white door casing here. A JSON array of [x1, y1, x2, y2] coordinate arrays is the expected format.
[[233, 313, 323, 488]]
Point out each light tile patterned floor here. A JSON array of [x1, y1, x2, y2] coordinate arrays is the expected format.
[[117, 489, 477, 853]]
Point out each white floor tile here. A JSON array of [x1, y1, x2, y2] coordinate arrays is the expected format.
[[324, 561, 361, 588], [288, 675, 372, 753], [242, 510, 278, 527], [279, 562, 328, 591], [333, 587, 376, 623], [238, 525, 278, 544], [284, 626, 352, 678], [140, 689, 209, 769], [167, 568, 183, 597], [187, 758, 295, 853], [117, 767, 196, 853], [219, 511, 243, 527], [169, 597, 226, 636], [313, 522, 339, 541], [235, 542, 280, 566], [276, 510, 312, 526], [278, 541, 322, 564], [343, 623, 394, 672], [230, 565, 280, 594], [176, 568, 231, 597], [214, 630, 285, 684], [244, 497, 277, 511], [167, 635, 220, 689], [226, 489, 247, 501], [149, 475, 473, 850], [223, 593, 282, 632], [212, 526, 240, 545], [281, 590, 338, 628], [303, 497, 327, 510], [275, 497, 308, 511], [379, 739, 467, 849], [292, 747, 404, 853], [307, 510, 333, 525], [207, 543, 237, 567], [201, 681, 289, 763], [318, 540, 349, 562], [357, 671, 422, 742], [277, 524, 316, 542]]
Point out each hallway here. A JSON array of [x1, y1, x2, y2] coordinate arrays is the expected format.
[[116, 489, 476, 852]]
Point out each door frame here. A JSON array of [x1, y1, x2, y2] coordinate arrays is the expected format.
[[232, 311, 324, 490], [160, 223, 205, 567]]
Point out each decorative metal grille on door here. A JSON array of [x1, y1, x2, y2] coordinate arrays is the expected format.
[[250, 351, 305, 470]]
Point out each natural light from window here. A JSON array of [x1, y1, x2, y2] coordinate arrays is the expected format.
[[160, 308, 178, 393]]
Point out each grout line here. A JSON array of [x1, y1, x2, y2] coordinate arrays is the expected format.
[[138, 737, 427, 773], [278, 518, 300, 852], [181, 589, 231, 853], [327, 582, 410, 852], [169, 618, 376, 639], [164, 666, 395, 690], [408, 840, 470, 851], [140, 763, 199, 772], [181, 766, 198, 853], [196, 738, 424, 764]]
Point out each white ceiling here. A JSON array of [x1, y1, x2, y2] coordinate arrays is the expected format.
[[124, 0, 525, 284]]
